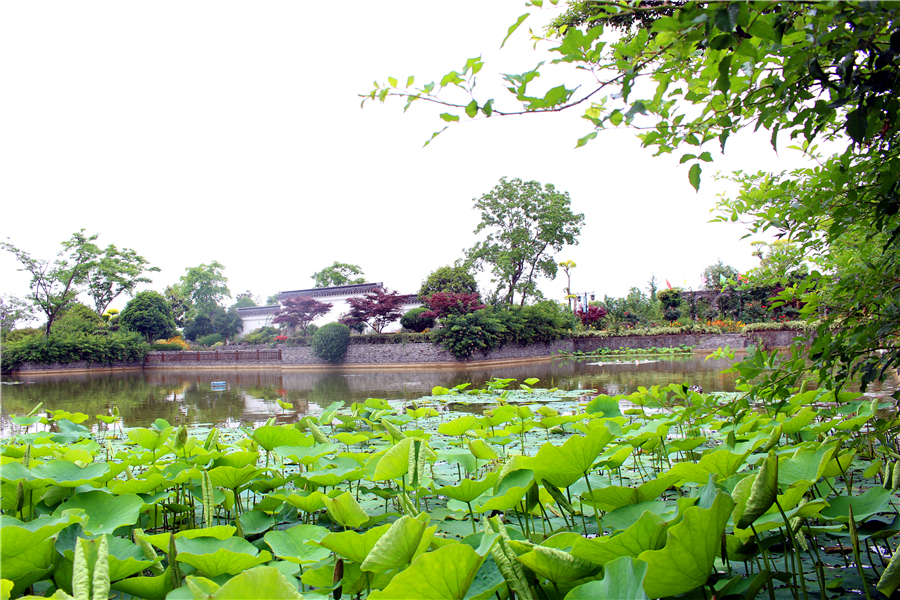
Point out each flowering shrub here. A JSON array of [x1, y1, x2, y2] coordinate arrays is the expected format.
[[576, 305, 607, 328], [158, 335, 190, 349], [275, 335, 288, 342], [422, 292, 485, 320]]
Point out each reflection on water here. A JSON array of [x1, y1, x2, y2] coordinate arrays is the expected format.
[[1, 355, 741, 434]]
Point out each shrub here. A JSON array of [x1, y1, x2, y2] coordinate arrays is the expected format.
[[1, 331, 150, 372], [400, 307, 435, 332], [577, 305, 607, 328], [431, 308, 509, 359], [197, 333, 224, 346], [150, 343, 185, 351], [418, 265, 479, 300], [120, 291, 177, 342], [243, 326, 277, 345], [5, 327, 42, 343], [312, 322, 351, 363], [741, 320, 812, 333], [422, 292, 485, 319], [657, 288, 683, 310], [52, 303, 104, 336]]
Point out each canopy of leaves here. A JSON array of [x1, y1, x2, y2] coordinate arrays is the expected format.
[[178, 261, 231, 317], [120, 291, 177, 342], [311, 262, 366, 288], [465, 177, 584, 307], [418, 265, 478, 300], [1, 294, 35, 335], [272, 296, 333, 333], [339, 288, 404, 333], [701, 260, 739, 292], [423, 292, 485, 320]]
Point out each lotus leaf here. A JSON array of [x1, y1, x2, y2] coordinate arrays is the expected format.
[[211, 450, 260, 469], [237, 510, 276, 536], [274, 443, 336, 465], [183, 566, 302, 599], [276, 491, 326, 514], [264, 524, 331, 565], [778, 445, 835, 486], [108, 473, 172, 495], [175, 536, 272, 577], [0, 513, 82, 587], [437, 472, 499, 503], [368, 541, 490, 600], [253, 425, 313, 452], [878, 545, 900, 598], [207, 465, 264, 490], [323, 491, 369, 529], [127, 427, 173, 451], [437, 448, 477, 474], [820, 486, 892, 523], [586, 395, 623, 418], [467, 439, 498, 461], [571, 511, 667, 565], [564, 555, 649, 600], [527, 426, 613, 489], [317, 523, 392, 563], [516, 545, 595, 584], [667, 447, 750, 484], [476, 469, 534, 513], [53, 491, 143, 535], [438, 415, 479, 437], [56, 533, 162, 585], [736, 451, 778, 529], [637, 492, 735, 598], [335, 432, 368, 446], [27, 461, 110, 487], [822, 449, 856, 477], [362, 515, 436, 572]]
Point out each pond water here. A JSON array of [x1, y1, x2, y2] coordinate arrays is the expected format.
[[0, 355, 744, 435]]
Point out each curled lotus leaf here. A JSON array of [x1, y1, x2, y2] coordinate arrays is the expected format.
[[368, 542, 491, 600], [361, 515, 436, 573], [516, 545, 596, 584], [175, 536, 272, 577], [322, 491, 369, 529], [317, 523, 392, 563], [264, 524, 331, 565], [564, 556, 649, 600], [53, 491, 144, 535]]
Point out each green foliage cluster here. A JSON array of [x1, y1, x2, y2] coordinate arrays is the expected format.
[[399, 307, 435, 333], [418, 265, 478, 300], [148, 342, 185, 351], [196, 333, 224, 347], [1, 331, 149, 372], [741, 321, 813, 333], [241, 326, 277, 345], [50, 303, 105, 336], [575, 323, 723, 338], [433, 301, 575, 359], [311, 322, 351, 363], [347, 332, 432, 345], [119, 291, 177, 342]]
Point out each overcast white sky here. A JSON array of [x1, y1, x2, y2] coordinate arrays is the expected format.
[[1, 2, 813, 319]]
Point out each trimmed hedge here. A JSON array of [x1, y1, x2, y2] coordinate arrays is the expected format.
[[311, 323, 351, 363], [574, 323, 723, 338], [741, 320, 813, 333], [1, 331, 150, 372]]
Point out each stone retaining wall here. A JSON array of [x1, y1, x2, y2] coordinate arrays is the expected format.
[[573, 332, 749, 353], [11, 360, 144, 373]]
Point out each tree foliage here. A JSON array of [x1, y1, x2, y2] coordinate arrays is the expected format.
[[422, 292, 485, 320], [2, 231, 100, 336], [84, 245, 159, 316], [0, 294, 34, 336], [418, 265, 478, 300], [119, 291, 177, 342], [366, 2, 900, 393], [311, 262, 366, 288], [178, 261, 231, 317], [464, 177, 584, 307], [272, 296, 333, 334], [339, 288, 404, 333], [701, 260, 740, 291]]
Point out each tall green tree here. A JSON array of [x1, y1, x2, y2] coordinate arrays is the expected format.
[[178, 261, 231, 318], [1, 230, 100, 336], [84, 245, 159, 316], [0, 294, 34, 336], [465, 177, 584, 306], [701, 260, 740, 292], [366, 2, 900, 392], [120, 291, 177, 342], [311, 262, 366, 288], [418, 265, 479, 300]]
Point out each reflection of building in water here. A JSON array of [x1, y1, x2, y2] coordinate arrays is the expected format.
[[236, 282, 421, 336]]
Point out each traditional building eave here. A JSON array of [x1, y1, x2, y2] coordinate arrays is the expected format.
[[278, 282, 385, 300], [236, 305, 280, 317]]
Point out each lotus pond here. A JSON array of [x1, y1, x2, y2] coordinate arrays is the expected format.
[[2, 362, 900, 600]]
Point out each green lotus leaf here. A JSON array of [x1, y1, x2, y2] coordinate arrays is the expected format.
[[778, 445, 834, 486], [0, 462, 54, 491], [517, 545, 596, 584], [437, 472, 499, 503], [820, 486, 892, 523], [638, 492, 735, 598], [571, 511, 667, 565], [127, 427, 173, 451], [274, 443, 337, 465], [54, 491, 143, 535], [437, 448, 477, 475], [368, 542, 489, 600], [275, 491, 326, 514], [323, 491, 369, 529], [108, 473, 172, 495], [737, 451, 780, 530], [527, 426, 613, 489], [212, 451, 260, 469], [1, 578, 13, 600], [586, 395, 623, 418], [438, 415, 479, 437], [111, 566, 175, 600], [667, 448, 750, 484], [238, 510, 276, 536], [175, 536, 272, 577], [160, 462, 202, 484], [252, 426, 310, 451], [372, 437, 414, 481], [878, 544, 900, 598], [361, 515, 436, 573], [822, 449, 856, 478], [581, 486, 640, 513], [49, 410, 89, 424], [780, 406, 816, 435], [317, 523, 392, 563], [0, 516, 76, 583], [29, 460, 110, 487], [10, 416, 43, 427], [56, 533, 162, 585], [207, 465, 264, 490], [476, 469, 534, 513], [335, 432, 369, 446], [467, 439, 499, 461], [137, 526, 237, 553], [599, 445, 633, 470], [565, 556, 649, 600], [264, 524, 331, 565], [194, 566, 302, 599], [303, 467, 362, 487]]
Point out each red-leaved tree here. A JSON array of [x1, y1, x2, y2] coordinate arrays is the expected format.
[[577, 305, 607, 328], [423, 292, 485, 320], [339, 288, 404, 333], [272, 296, 333, 334]]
